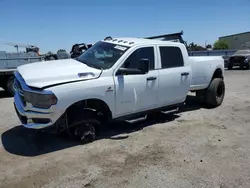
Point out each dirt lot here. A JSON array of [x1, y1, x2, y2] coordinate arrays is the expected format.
[[0, 69, 250, 188]]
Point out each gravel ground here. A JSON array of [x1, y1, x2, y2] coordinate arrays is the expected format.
[[0, 69, 250, 188]]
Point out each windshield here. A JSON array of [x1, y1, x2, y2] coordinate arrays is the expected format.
[[76, 41, 130, 69]]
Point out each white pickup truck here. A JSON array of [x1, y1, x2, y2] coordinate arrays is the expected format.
[[13, 37, 225, 143]]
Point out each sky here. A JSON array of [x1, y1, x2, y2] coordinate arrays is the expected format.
[[0, 0, 249, 53]]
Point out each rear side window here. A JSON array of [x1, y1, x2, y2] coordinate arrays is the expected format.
[[122, 47, 155, 70], [159, 46, 184, 69]]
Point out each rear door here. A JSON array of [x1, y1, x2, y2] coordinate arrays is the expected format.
[[157, 45, 191, 106]]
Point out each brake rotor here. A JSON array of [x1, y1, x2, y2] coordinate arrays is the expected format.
[[74, 123, 96, 143]]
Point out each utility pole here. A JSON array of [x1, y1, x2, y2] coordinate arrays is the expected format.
[[14, 45, 19, 53]]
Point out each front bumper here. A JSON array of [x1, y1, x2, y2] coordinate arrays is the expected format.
[[229, 56, 248, 66], [14, 93, 54, 129], [13, 72, 64, 129]]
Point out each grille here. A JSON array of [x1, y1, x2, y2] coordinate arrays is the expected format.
[[14, 78, 26, 106], [14, 105, 27, 124], [231, 56, 245, 62], [32, 118, 51, 124]]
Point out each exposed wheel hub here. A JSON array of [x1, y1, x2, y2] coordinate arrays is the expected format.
[[74, 123, 96, 143]]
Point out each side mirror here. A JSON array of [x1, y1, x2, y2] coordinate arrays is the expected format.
[[116, 58, 150, 76], [138, 58, 150, 74], [116, 68, 142, 75]]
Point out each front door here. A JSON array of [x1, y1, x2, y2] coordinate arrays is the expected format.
[[114, 46, 159, 117]]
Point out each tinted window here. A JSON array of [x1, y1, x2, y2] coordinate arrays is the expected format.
[[122, 47, 155, 70], [159, 46, 184, 68]]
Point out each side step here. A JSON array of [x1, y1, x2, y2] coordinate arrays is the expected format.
[[122, 103, 183, 124], [125, 107, 179, 124], [161, 107, 179, 114], [125, 115, 147, 124]]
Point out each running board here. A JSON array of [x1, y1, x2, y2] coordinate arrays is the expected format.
[[124, 107, 179, 124], [161, 107, 179, 114], [125, 115, 147, 124], [115, 103, 183, 123]]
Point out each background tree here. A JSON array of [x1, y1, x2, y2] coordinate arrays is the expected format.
[[206, 44, 212, 49], [187, 42, 206, 51], [213, 40, 229, 50], [57, 49, 66, 53]]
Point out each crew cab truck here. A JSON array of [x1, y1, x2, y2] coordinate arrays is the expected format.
[[13, 37, 225, 143]]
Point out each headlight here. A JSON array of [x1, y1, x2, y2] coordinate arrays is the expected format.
[[23, 91, 57, 109], [244, 58, 249, 63]]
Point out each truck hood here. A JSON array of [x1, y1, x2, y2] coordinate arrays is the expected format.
[[17, 59, 102, 88], [231, 54, 250, 57]]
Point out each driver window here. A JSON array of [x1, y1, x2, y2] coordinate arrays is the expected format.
[[121, 47, 155, 70]]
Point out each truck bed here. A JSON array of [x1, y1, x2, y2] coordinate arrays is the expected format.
[[189, 56, 224, 91]]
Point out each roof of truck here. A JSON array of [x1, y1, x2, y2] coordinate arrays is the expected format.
[[101, 37, 183, 47]]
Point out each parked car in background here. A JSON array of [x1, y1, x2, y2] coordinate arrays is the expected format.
[[227, 50, 250, 70]]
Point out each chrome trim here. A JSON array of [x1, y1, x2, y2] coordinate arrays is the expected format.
[[13, 71, 59, 129], [14, 71, 56, 112], [14, 93, 53, 129]]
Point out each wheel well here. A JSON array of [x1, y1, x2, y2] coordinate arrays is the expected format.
[[212, 68, 223, 80], [66, 99, 112, 124]]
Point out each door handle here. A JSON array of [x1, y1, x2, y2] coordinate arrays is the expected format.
[[181, 72, 189, 76], [147, 76, 157, 81]]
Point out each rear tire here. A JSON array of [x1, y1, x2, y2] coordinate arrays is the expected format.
[[196, 90, 206, 104], [205, 78, 225, 107], [196, 78, 225, 108]]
